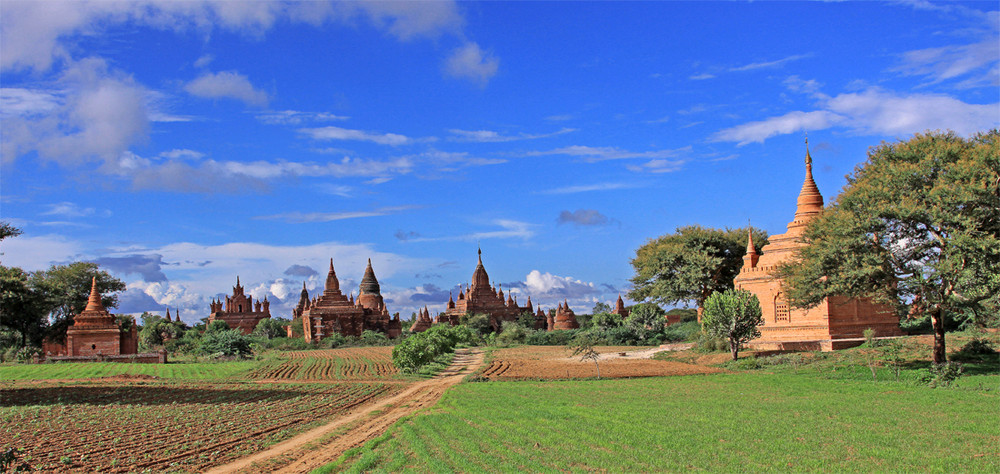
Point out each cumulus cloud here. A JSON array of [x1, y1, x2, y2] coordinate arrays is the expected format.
[[445, 42, 499, 86], [713, 88, 999, 145], [283, 264, 318, 277], [0, 234, 84, 270], [0, 0, 467, 73], [521, 270, 600, 304], [2, 58, 149, 166], [299, 126, 412, 146], [93, 254, 168, 282], [184, 71, 269, 106], [557, 209, 609, 226]]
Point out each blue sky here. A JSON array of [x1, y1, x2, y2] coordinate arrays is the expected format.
[[2, 1, 997, 324]]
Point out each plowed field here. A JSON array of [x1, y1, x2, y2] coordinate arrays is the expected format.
[[480, 345, 725, 380], [248, 347, 402, 381], [0, 380, 400, 472]]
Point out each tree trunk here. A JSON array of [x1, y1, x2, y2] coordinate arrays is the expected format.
[[930, 307, 946, 364], [594, 360, 601, 379], [696, 305, 703, 324], [730, 338, 739, 360]]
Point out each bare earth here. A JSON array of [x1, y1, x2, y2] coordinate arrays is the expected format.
[[206, 348, 484, 474], [481, 345, 724, 380]]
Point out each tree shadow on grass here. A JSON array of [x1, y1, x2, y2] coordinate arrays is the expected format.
[[0, 384, 313, 407]]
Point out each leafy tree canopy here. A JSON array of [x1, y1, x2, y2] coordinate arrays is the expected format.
[[28, 262, 125, 342], [777, 130, 1000, 364], [629, 225, 768, 313], [701, 289, 763, 360]]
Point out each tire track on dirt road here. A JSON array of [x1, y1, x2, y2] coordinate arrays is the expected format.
[[204, 348, 484, 474]]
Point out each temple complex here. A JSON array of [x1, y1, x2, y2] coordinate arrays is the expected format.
[[612, 294, 630, 319], [208, 277, 271, 335], [46, 277, 139, 357], [734, 143, 902, 351], [439, 249, 534, 331], [553, 300, 580, 330], [301, 259, 402, 342], [410, 306, 433, 332]]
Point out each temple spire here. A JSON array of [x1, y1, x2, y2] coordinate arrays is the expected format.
[[791, 138, 824, 230], [743, 222, 760, 269], [84, 276, 105, 312], [325, 258, 341, 293]]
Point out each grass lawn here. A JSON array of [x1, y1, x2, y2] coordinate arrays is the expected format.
[[327, 370, 999, 473], [0, 358, 260, 381]]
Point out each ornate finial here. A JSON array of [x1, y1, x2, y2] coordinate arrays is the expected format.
[[805, 135, 812, 166]]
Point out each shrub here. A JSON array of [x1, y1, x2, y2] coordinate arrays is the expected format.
[[925, 361, 964, 388], [360, 330, 390, 346], [392, 324, 480, 372], [204, 320, 230, 334], [662, 320, 701, 342], [496, 321, 529, 346], [266, 337, 313, 351], [253, 318, 287, 340], [200, 329, 254, 358], [591, 312, 623, 330], [459, 313, 493, 336]]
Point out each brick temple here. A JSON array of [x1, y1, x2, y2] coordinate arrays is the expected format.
[[45, 277, 138, 357], [734, 143, 902, 351], [300, 259, 402, 342], [208, 276, 271, 334], [429, 249, 534, 332]]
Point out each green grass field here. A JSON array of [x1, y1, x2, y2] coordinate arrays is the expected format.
[[0, 359, 259, 381], [327, 372, 1000, 473]]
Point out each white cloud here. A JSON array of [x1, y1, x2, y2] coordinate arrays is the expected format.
[[447, 127, 575, 143], [538, 182, 643, 195], [299, 126, 412, 146], [184, 71, 269, 106], [729, 53, 812, 72], [2, 58, 149, 166], [712, 110, 843, 145], [626, 159, 687, 174], [896, 40, 999, 87], [0, 1, 468, 73], [0, 234, 85, 270], [0, 88, 62, 118], [689, 73, 715, 80], [409, 219, 536, 243], [521, 270, 600, 309], [526, 145, 690, 163], [255, 205, 422, 224], [256, 110, 349, 125], [42, 202, 110, 218], [445, 42, 499, 86], [713, 88, 999, 145]]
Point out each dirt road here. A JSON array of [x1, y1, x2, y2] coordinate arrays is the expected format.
[[205, 348, 484, 474]]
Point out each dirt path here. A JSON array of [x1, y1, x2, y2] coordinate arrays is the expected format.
[[205, 348, 484, 474]]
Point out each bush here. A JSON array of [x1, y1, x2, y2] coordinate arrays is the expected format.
[[694, 331, 729, 353], [459, 313, 493, 336], [525, 328, 580, 346], [392, 324, 480, 372], [266, 337, 313, 351], [253, 318, 287, 339], [496, 321, 529, 346], [590, 312, 623, 330], [360, 330, 390, 346], [925, 361, 964, 388], [662, 320, 701, 343], [204, 320, 230, 334], [200, 329, 255, 358]]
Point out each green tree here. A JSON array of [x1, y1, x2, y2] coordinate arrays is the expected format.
[[200, 329, 254, 358], [0, 222, 22, 242], [777, 130, 1000, 364], [629, 225, 768, 317], [204, 320, 230, 334], [590, 311, 623, 330], [29, 262, 126, 342], [624, 303, 667, 343], [569, 332, 602, 379], [0, 266, 47, 348], [253, 318, 286, 339], [701, 289, 763, 361]]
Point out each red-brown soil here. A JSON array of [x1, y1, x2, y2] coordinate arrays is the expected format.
[[248, 346, 400, 381], [208, 348, 485, 474], [480, 345, 725, 380]]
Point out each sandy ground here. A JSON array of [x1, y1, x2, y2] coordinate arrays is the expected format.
[[481, 345, 723, 380], [205, 348, 484, 474]]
